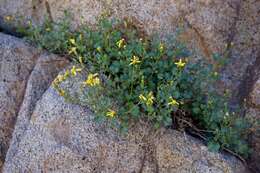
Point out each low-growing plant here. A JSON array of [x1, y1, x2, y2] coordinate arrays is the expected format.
[[21, 15, 251, 158]]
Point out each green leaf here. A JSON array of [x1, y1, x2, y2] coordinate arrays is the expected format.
[[130, 105, 140, 118], [208, 141, 220, 152]]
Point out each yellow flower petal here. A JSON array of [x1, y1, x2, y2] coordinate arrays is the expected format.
[[58, 89, 66, 96], [68, 47, 77, 55], [139, 94, 147, 102], [69, 38, 76, 45], [168, 97, 179, 106], [175, 59, 186, 68], [4, 15, 13, 22], [79, 56, 84, 64], [106, 109, 116, 118], [56, 74, 64, 82], [139, 92, 155, 106], [159, 43, 164, 53], [129, 56, 141, 66], [147, 92, 155, 106], [70, 66, 82, 76], [83, 73, 100, 87], [96, 46, 102, 52], [116, 38, 125, 48], [45, 27, 51, 32]]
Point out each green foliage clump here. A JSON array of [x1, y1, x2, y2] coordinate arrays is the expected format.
[[21, 16, 251, 157]]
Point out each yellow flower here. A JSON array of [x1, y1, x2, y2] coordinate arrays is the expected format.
[[96, 46, 102, 52], [79, 56, 84, 64], [168, 97, 179, 107], [159, 43, 164, 53], [4, 15, 13, 22], [69, 47, 77, 55], [116, 38, 125, 48], [53, 70, 69, 86], [70, 66, 82, 76], [45, 27, 51, 32], [79, 34, 83, 41], [58, 89, 66, 96], [147, 92, 155, 106], [175, 59, 186, 68], [64, 70, 70, 78], [139, 92, 155, 106], [129, 56, 141, 66], [139, 94, 147, 102], [56, 74, 65, 83], [106, 109, 116, 118], [69, 38, 76, 45], [83, 73, 100, 87]]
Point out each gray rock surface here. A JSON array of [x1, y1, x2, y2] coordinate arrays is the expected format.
[[0, 33, 38, 169], [246, 74, 260, 172], [0, 32, 69, 171], [3, 69, 248, 173]]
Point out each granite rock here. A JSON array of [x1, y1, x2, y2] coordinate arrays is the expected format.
[[0, 32, 69, 170]]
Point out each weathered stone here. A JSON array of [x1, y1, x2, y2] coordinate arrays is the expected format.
[[3, 68, 248, 173], [0, 32, 69, 170], [249, 79, 260, 108], [0, 1, 254, 50], [246, 77, 260, 172], [224, 0, 260, 107], [0, 33, 38, 169]]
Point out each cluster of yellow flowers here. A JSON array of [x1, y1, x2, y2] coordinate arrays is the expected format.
[[83, 73, 100, 87], [69, 47, 77, 55], [139, 92, 155, 106], [54, 37, 184, 119], [52, 66, 82, 96], [71, 66, 82, 76], [68, 38, 77, 55], [52, 73, 68, 96], [139, 92, 180, 108], [52, 64, 102, 97]]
